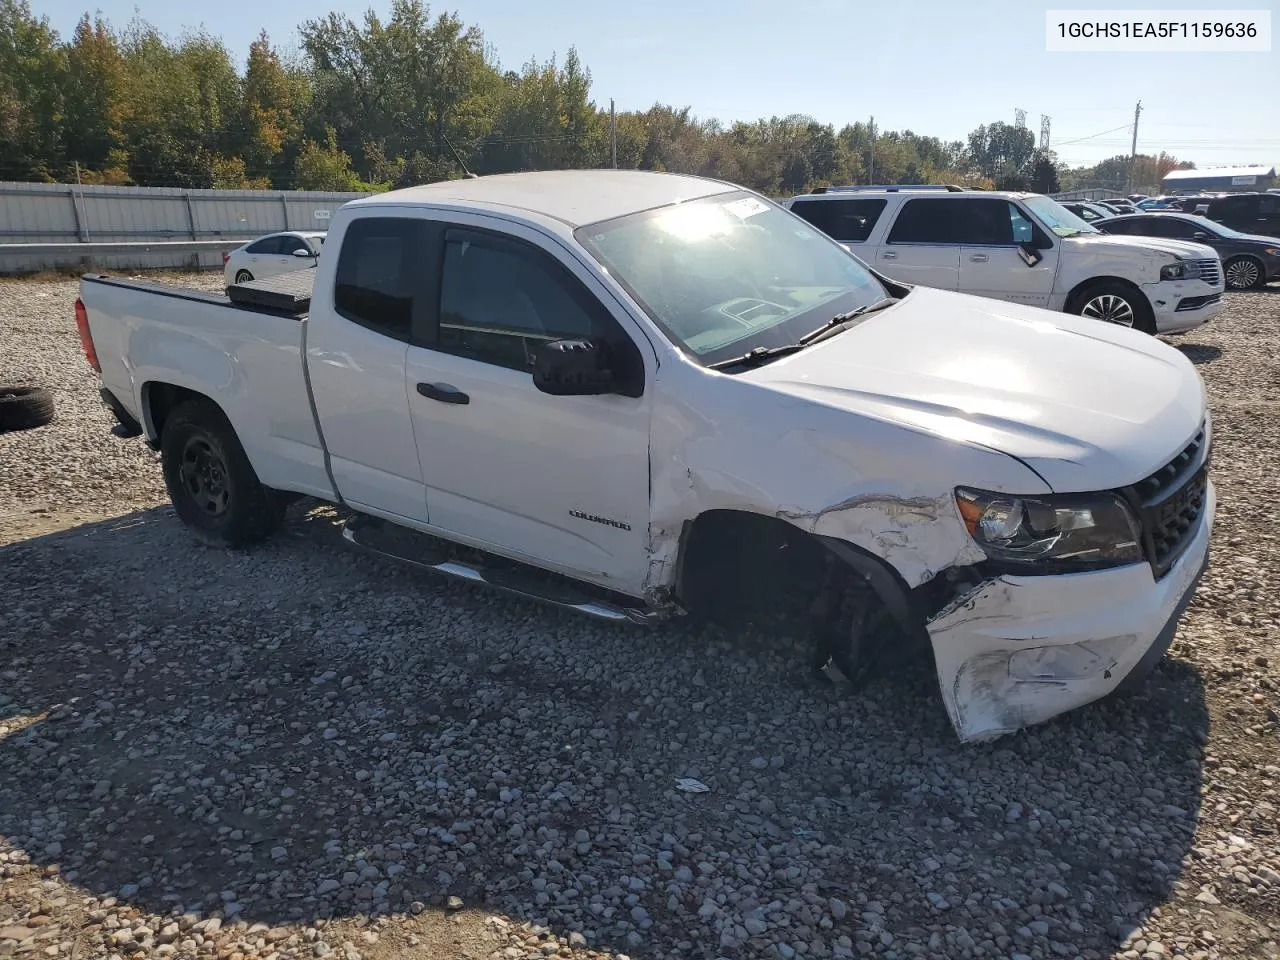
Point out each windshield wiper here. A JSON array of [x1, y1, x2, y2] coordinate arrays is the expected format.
[[707, 296, 901, 372], [706, 342, 809, 371], [799, 296, 900, 345]]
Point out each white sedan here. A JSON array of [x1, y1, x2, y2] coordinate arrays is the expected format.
[[223, 231, 326, 286]]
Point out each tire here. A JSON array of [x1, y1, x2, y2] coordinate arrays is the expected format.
[[159, 398, 286, 548], [0, 385, 55, 433], [1223, 256, 1265, 291], [1066, 280, 1156, 335], [234, 269, 253, 284]]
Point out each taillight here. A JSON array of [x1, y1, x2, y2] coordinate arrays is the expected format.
[[75, 298, 100, 372], [222, 251, 230, 264]]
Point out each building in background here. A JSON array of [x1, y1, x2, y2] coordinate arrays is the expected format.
[[1161, 165, 1276, 195]]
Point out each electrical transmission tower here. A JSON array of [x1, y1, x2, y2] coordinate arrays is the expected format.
[[1014, 107, 1027, 129], [1039, 115, 1051, 149]]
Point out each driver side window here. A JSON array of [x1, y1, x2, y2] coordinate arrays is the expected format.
[[435, 229, 615, 374]]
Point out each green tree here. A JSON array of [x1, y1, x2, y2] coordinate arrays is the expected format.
[[232, 31, 308, 186], [0, 0, 65, 180], [301, 0, 500, 184], [966, 121, 1037, 188], [61, 14, 124, 174], [293, 127, 366, 190]]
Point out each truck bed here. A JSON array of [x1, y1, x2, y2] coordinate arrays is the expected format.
[[78, 269, 335, 502], [82, 268, 313, 319]]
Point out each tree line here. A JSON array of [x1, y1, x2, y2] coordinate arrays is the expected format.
[[0, 0, 1194, 196]]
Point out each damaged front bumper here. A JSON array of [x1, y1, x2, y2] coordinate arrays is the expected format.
[[927, 481, 1216, 743]]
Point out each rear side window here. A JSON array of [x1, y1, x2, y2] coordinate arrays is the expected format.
[[246, 236, 282, 254], [790, 198, 887, 242], [1210, 196, 1252, 218], [333, 218, 428, 341], [1100, 218, 1141, 235], [887, 198, 1017, 244]]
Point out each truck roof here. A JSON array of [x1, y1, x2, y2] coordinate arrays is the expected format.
[[347, 170, 738, 228]]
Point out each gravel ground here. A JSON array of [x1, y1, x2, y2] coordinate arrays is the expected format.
[[1, 271, 1278, 960]]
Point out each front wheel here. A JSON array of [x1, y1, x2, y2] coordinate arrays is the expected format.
[[1223, 256, 1265, 291], [1067, 281, 1156, 335], [160, 399, 286, 548]]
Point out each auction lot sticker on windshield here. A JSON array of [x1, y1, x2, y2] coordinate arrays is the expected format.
[[1046, 9, 1271, 51], [723, 197, 769, 220]]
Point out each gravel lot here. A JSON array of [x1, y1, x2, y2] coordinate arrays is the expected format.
[[1, 272, 1278, 960]]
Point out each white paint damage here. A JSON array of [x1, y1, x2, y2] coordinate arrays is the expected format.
[[928, 482, 1214, 742]]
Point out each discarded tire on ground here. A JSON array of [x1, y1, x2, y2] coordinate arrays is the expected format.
[[0, 385, 55, 433]]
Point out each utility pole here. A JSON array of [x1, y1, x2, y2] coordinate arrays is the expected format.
[[1128, 100, 1142, 194], [867, 115, 875, 184], [610, 98, 617, 169]]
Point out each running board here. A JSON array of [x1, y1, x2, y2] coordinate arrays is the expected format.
[[340, 514, 662, 626]]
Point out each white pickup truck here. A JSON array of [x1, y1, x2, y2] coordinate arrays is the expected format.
[[75, 170, 1215, 743]]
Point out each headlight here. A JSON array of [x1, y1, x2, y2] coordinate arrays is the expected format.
[[1160, 262, 1188, 280], [954, 487, 1144, 571]]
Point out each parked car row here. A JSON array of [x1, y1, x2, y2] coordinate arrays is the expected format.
[[786, 185, 1226, 335]]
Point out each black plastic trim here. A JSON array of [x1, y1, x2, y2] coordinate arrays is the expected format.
[[99, 387, 143, 437]]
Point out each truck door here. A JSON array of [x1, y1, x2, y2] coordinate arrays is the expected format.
[[404, 221, 653, 593], [958, 199, 1057, 307], [873, 197, 961, 290], [305, 216, 430, 522]]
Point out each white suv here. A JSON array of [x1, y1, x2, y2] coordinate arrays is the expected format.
[[785, 186, 1225, 335]]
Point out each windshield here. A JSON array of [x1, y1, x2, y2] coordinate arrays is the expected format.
[[574, 191, 888, 366], [1024, 196, 1100, 237]]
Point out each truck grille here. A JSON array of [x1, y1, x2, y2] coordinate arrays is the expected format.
[[1123, 425, 1210, 579], [1188, 258, 1222, 286]]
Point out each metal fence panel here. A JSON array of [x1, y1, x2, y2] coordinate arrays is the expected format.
[[0, 182, 370, 273]]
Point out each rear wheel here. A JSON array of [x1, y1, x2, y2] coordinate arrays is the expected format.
[[1067, 280, 1156, 334], [1223, 256, 1265, 290], [160, 399, 285, 548], [234, 269, 253, 284]]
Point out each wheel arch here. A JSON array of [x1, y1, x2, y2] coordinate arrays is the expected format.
[[670, 507, 930, 642], [141, 381, 228, 446], [1064, 274, 1148, 311]]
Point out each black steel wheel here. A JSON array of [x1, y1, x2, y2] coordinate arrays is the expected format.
[[160, 398, 286, 548]]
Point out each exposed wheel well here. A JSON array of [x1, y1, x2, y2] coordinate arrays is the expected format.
[[142, 382, 217, 442], [673, 509, 831, 622]]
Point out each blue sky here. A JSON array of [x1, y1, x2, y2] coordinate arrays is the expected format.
[[40, 0, 1279, 170]]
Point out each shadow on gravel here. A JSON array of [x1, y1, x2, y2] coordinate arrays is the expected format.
[[1176, 343, 1224, 365], [0, 505, 1210, 957]]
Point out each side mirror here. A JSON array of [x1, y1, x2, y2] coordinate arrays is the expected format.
[[533, 338, 617, 396], [1192, 231, 1210, 241], [1017, 242, 1044, 267], [293, 248, 314, 257]]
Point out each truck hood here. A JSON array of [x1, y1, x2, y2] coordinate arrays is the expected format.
[[740, 286, 1206, 492], [1064, 232, 1218, 260]]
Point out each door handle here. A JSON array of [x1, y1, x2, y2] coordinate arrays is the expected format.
[[416, 382, 470, 405], [969, 253, 989, 262], [881, 251, 897, 260]]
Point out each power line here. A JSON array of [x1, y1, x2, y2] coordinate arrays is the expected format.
[[1051, 123, 1135, 147]]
